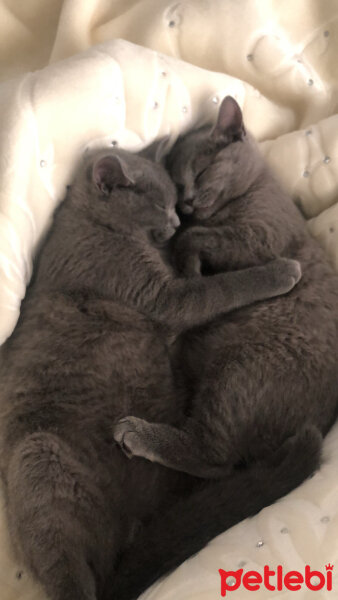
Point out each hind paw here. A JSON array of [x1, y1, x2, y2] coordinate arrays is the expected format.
[[113, 417, 153, 461]]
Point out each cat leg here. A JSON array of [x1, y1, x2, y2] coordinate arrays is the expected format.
[[153, 257, 301, 332], [109, 424, 322, 600], [174, 225, 279, 275], [113, 417, 230, 478], [6, 432, 109, 600], [174, 226, 218, 276], [173, 228, 207, 276]]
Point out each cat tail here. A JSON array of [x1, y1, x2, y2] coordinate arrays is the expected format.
[[109, 424, 322, 600]]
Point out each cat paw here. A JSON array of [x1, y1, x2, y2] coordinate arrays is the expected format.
[[113, 417, 151, 460], [268, 258, 302, 294]]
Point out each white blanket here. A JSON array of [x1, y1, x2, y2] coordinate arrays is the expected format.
[[1, 1, 338, 598]]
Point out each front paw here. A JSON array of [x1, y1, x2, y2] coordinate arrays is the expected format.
[[113, 417, 151, 460], [267, 258, 302, 295]]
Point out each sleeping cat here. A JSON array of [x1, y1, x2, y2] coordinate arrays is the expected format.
[[0, 144, 299, 600], [111, 97, 338, 600]]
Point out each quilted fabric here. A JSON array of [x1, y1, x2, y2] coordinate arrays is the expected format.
[[0, 1, 338, 599]]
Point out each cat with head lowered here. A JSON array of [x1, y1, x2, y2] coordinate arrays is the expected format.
[[111, 98, 338, 600], [0, 144, 300, 600]]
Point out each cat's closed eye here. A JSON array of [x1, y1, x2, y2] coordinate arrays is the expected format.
[[195, 166, 209, 183], [154, 202, 165, 211], [193, 154, 211, 175]]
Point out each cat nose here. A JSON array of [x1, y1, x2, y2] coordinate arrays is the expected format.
[[170, 211, 180, 229]]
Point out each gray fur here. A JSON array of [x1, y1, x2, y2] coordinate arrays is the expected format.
[[111, 97, 338, 600], [0, 145, 299, 600]]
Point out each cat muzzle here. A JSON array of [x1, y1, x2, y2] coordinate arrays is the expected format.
[[152, 225, 178, 245], [179, 198, 194, 214], [169, 211, 181, 229]]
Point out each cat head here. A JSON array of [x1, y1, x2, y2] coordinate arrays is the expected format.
[[167, 96, 264, 220], [70, 145, 179, 246]]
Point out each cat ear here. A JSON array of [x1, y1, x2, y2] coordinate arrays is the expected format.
[[211, 96, 245, 142], [92, 155, 135, 194], [138, 136, 171, 163]]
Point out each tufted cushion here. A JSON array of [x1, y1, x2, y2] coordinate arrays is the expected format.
[[0, 1, 338, 598]]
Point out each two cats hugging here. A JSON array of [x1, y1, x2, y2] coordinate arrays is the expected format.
[[1, 96, 338, 600]]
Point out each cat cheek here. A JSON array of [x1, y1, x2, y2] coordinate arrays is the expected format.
[[194, 191, 215, 210], [152, 226, 176, 245]]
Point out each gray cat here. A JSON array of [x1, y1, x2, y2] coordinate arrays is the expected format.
[[111, 97, 338, 600], [0, 145, 299, 600]]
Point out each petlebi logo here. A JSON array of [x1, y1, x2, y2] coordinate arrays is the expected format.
[[219, 563, 334, 596]]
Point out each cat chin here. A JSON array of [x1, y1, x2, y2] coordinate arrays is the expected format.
[[151, 227, 176, 246]]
